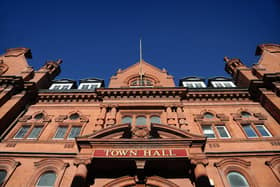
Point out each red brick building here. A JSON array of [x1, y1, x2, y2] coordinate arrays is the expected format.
[[0, 44, 280, 187]]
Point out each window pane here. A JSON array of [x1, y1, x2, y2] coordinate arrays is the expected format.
[[227, 172, 249, 187], [14, 126, 30, 139], [256, 125, 272, 137], [242, 125, 258, 138], [68, 127, 81, 139], [37, 172, 56, 187], [136, 116, 146, 125], [150, 116, 161, 124], [53, 126, 67, 139], [204, 112, 214, 119], [241, 112, 251, 118], [0, 170, 7, 184], [216, 126, 230, 138], [27, 126, 43, 139], [202, 126, 215, 138], [121, 116, 132, 124]]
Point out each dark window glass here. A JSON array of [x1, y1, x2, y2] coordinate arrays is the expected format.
[[53, 126, 67, 139], [136, 116, 146, 125], [242, 124, 257, 138], [37, 172, 56, 187], [241, 112, 251, 118], [68, 127, 81, 139], [27, 126, 43, 139], [227, 172, 249, 187], [202, 126, 215, 138], [121, 116, 132, 124], [204, 112, 214, 119], [34, 113, 44, 120], [69, 113, 79, 120], [150, 116, 161, 124], [256, 125, 272, 137], [0, 170, 7, 184], [14, 126, 30, 139], [216, 126, 230, 138]]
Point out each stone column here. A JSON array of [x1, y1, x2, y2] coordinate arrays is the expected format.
[[71, 159, 91, 187], [191, 159, 211, 187]]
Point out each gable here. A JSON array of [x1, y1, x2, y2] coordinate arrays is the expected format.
[[108, 60, 175, 88]]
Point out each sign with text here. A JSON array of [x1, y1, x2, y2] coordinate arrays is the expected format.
[[93, 149, 188, 158]]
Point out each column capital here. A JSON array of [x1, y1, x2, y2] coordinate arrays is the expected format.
[[73, 158, 91, 167], [190, 158, 209, 166]]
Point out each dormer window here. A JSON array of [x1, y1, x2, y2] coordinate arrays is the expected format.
[[182, 81, 206, 88], [49, 83, 73, 90], [78, 83, 101, 90], [180, 77, 206, 88], [129, 77, 154, 87], [211, 81, 236, 88]]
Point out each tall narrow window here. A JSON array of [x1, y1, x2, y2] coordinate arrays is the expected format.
[[27, 126, 43, 139], [136, 116, 146, 125], [121, 116, 132, 124], [0, 170, 7, 184], [216, 126, 231, 138], [36, 172, 56, 187], [14, 126, 30, 139], [227, 171, 249, 187], [202, 126, 215, 138], [256, 124, 272, 137], [242, 124, 258, 138], [150, 116, 161, 124], [67, 126, 81, 139], [53, 126, 67, 139]]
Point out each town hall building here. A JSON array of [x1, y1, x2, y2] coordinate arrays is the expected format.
[[0, 44, 280, 186]]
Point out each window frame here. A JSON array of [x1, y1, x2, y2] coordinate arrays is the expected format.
[[78, 82, 101, 90], [13, 124, 44, 140], [211, 81, 236, 88], [49, 83, 73, 90], [182, 81, 206, 88], [36, 171, 57, 187], [201, 124, 231, 139], [227, 171, 250, 187], [240, 122, 273, 138], [52, 125, 83, 140]]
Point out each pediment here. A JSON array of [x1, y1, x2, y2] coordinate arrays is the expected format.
[[77, 123, 205, 140]]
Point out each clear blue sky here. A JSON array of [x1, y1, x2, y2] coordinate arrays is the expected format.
[[1, 0, 280, 86]]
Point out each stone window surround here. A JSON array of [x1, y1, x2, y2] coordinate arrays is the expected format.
[[119, 112, 162, 128], [214, 158, 256, 187], [199, 122, 231, 139], [12, 124, 45, 140], [0, 158, 20, 186], [28, 159, 69, 187], [265, 157, 280, 182], [52, 124, 83, 140]]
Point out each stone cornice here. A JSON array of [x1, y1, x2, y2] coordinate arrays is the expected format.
[[38, 91, 100, 103], [96, 87, 187, 99], [185, 88, 250, 101]]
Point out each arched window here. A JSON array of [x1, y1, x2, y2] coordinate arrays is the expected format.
[[0, 170, 7, 184], [121, 116, 132, 124], [36, 171, 57, 187], [34, 113, 44, 120], [241, 111, 251, 118], [129, 77, 154, 87], [227, 171, 249, 187], [69, 113, 80, 120], [136, 116, 146, 125], [150, 116, 161, 124], [204, 112, 214, 119]]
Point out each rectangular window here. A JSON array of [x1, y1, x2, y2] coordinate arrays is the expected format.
[[242, 124, 258, 138], [182, 81, 206, 88], [53, 126, 68, 139], [14, 126, 30, 139], [67, 127, 81, 139], [212, 81, 236, 88], [256, 125, 272, 137], [202, 126, 216, 138], [216, 126, 231, 138], [27, 126, 43, 139]]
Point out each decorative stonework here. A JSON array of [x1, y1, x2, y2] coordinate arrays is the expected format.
[[132, 126, 150, 138], [265, 157, 280, 181], [0, 158, 20, 186]]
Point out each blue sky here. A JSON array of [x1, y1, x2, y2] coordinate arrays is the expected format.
[[1, 0, 280, 86]]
